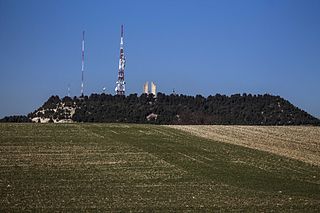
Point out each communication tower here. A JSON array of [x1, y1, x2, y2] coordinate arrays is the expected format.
[[115, 25, 126, 95], [80, 31, 85, 97]]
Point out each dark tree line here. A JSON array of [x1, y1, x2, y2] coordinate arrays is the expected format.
[[0, 115, 31, 123], [25, 93, 320, 125]]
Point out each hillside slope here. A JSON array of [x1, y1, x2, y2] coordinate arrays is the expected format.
[[26, 93, 320, 125], [0, 124, 319, 211]]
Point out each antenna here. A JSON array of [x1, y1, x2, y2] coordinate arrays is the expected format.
[[115, 25, 126, 95], [81, 30, 85, 97]]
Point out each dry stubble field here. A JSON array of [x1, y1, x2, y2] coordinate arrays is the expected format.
[[0, 123, 319, 211], [168, 125, 320, 166]]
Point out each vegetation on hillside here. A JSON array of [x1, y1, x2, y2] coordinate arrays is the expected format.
[[0, 115, 31, 123], [27, 93, 320, 125]]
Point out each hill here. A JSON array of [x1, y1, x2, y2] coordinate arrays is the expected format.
[[0, 123, 319, 211], [25, 93, 320, 125]]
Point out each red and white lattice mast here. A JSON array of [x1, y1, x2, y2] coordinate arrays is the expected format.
[[115, 25, 126, 95], [81, 30, 85, 97]]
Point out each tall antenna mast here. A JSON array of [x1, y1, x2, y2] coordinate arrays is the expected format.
[[81, 30, 85, 97], [115, 25, 126, 96]]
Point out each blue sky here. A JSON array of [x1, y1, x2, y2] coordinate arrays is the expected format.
[[1, 0, 320, 118]]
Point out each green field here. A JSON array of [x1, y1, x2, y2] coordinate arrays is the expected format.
[[0, 124, 319, 211]]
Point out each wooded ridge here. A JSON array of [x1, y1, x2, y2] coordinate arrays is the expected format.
[[5, 93, 316, 125]]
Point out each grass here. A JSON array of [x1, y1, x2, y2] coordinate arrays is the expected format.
[[0, 123, 319, 211]]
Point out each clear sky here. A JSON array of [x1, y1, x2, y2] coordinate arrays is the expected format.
[[1, 0, 320, 118]]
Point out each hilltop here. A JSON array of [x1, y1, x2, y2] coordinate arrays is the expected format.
[[19, 93, 319, 125]]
